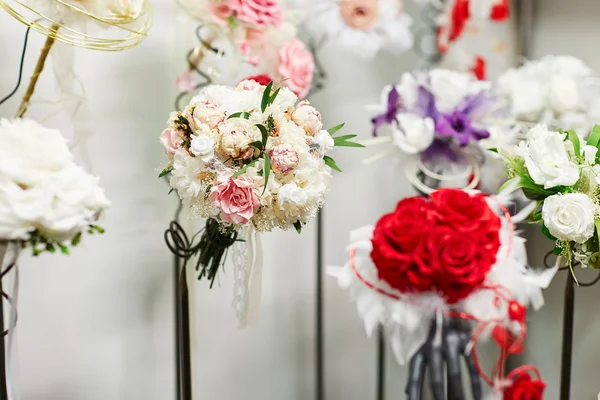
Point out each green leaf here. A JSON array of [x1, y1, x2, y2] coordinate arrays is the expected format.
[[268, 88, 281, 107], [228, 112, 250, 120], [262, 153, 271, 195], [552, 245, 563, 256], [293, 221, 302, 234], [333, 134, 365, 148], [227, 15, 238, 27], [92, 225, 105, 234], [323, 155, 342, 172], [231, 160, 256, 178], [256, 124, 268, 148], [327, 123, 345, 136], [564, 130, 580, 157], [488, 147, 498, 153], [168, 188, 174, 195], [59, 244, 70, 255], [158, 167, 172, 178], [593, 220, 600, 268], [587, 125, 600, 147], [541, 223, 557, 241], [46, 243, 56, 253], [499, 176, 553, 200], [249, 140, 263, 150], [261, 81, 274, 113], [71, 232, 82, 246]]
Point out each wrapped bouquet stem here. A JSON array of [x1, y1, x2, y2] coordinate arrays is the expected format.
[[160, 79, 362, 326]]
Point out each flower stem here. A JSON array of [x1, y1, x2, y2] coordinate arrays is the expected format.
[[16, 24, 59, 118]]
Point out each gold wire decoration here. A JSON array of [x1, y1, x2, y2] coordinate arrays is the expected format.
[[0, 0, 153, 51]]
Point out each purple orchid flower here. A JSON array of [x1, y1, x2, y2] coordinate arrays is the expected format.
[[435, 92, 491, 146], [371, 86, 400, 136]]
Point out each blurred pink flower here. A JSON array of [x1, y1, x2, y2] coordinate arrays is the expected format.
[[277, 39, 314, 99], [175, 71, 198, 93], [230, 0, 283, 29]]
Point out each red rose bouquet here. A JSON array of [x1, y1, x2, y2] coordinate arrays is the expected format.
[[330, 189, 554, 397]]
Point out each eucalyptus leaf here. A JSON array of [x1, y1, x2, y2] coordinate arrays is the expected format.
[[231, 160, 256, 178], [261, 81, 273, 113], [158, 167, 172, 178], [293, 221, 302, 234], [327, 123, 345, 136], [262, 153, 271, 195], [323, 155, 342, 172]]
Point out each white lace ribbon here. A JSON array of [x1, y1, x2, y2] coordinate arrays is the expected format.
[[232, 228, 263, 328]]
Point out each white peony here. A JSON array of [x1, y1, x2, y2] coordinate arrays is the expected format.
[[278, 182, 308, 208], [522, 126, 579, 188], [313, 130, 335, 155], [542, 193, 596, 243], [190, 100, 225, 130], [392, 113, 435, 154], [190, 135, 214, 161], [0, 118, 110, 243], [428, 69, 471, 112], [510, 80, 545, 118], [547, 75, 580, 113]]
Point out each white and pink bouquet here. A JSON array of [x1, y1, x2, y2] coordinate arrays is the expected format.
[[160, 80, 361, 288]]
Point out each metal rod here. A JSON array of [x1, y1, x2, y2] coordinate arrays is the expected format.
[[178, 262, 192, 400], [174, 254, 182, 400], [376, 325, 385, 400], [316, 210, 324, 400], [0, 276, 7, 400], [516, 0, 536, 61], [560, 273, 575, 400]]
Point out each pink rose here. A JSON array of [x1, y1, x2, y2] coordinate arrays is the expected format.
[[269, 144, 299, 174], [175, 71, 197, 93], [292, 100, 322, 136], [208, 171, 260, 224], [277, 39, 315, 99], [230, 0, 283, 29], [160, 128, 183, 155]]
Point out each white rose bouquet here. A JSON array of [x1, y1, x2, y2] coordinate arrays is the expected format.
[[498, 124, 600, 269], [0, 118, 110, 255], [496, 55, 600, 136], [160, 80, 361, 286]]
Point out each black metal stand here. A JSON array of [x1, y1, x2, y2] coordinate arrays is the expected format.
[[560, 273, 575, 400], [316, 210, 324, 400], [376, 326, 385, 400], [0, 276, 8, 400]]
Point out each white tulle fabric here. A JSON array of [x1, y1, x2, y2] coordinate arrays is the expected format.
[[328, 194, 557, 365], [232, 227, 263, 328]]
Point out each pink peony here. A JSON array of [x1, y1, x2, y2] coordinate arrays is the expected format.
[[292, 100, 322, 136], [269, 144, 299, 174], [230, 0, 283, 29], [160, 128, 183, 155], [277, 39, 314, 99], [209, 171, 260, 225]]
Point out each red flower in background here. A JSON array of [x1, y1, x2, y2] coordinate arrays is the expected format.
[[491, 0, 510, 21], [471, 56, 486, 80], [370, 189, 501, 303], [243, 74, 273, 86], [503, 374, 545, 400]]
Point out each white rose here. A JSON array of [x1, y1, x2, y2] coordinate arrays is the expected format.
[[217, 119, 260, 159], [542, 193, 596, 243], [278, 182, 308, 208], [510, 80, 545, 118], [428, 69, 471, 112], [190, 135, 214, 161], [313, 130, 334, 155], [292, 100, 322, 136], [547, 75, 580, 113], [392, 113, 435, 154], [523, 126, 579, 188], [544, 55, 591, 78]]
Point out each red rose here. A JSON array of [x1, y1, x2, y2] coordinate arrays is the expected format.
[[370, 189, 502, 302], [422, 227, 493, 303], [503, 375, 545, 400], [371, 198, 436, 293], [244, 74, 273, 86]]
